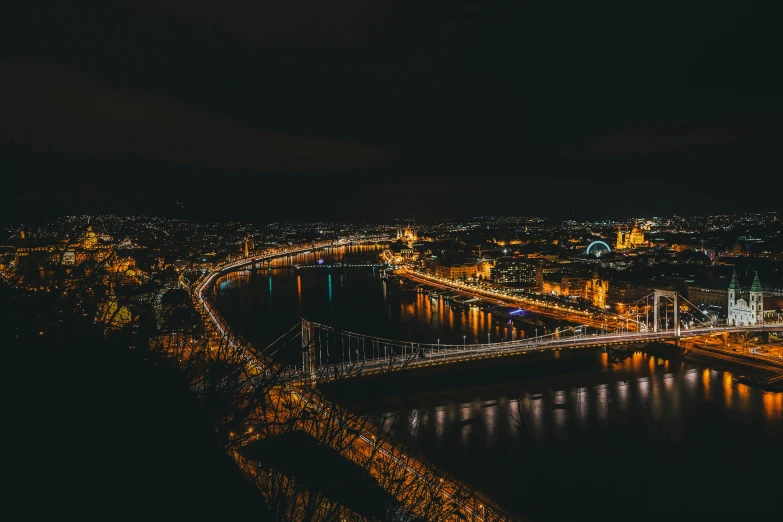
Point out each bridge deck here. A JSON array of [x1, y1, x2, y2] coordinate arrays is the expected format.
[[310, 324, 783, 381]]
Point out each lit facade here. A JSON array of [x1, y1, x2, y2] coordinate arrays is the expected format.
[[616, 224, 646, 250], [687, 286, 728, 317], [478, 260, 494, 280], [728, 270, 763, 325], [492, 259, 541, 286], [540, 272, 607, 307], [435, 263, 477, 280], [396, 225, 417, 247], [585, 274, 608, 309]]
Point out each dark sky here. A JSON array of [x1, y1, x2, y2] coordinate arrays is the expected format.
[[2, 1, 781, 223]]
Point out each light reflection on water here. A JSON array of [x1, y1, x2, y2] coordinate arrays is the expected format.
[[616, 380, 629, 411], [723, 372, 734, 408], [213, 243, 532, 354], [763, 391, 783, 420], [485, 401, 496, 443], [213, 247, 783, 520], [375, 363, 783, 442], [373, 353, 782, 516]]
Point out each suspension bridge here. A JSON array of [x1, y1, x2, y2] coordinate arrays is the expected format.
[[299, 319, 783, 382], [295, 277, 783, 382]]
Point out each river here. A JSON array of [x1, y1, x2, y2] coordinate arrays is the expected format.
[[212, 244, 783, 521]]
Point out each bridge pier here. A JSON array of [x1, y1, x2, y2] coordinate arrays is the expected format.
[[728, 331, 743, 346]]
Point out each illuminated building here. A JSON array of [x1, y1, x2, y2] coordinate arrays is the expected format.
[[395, 223, 417, 247], [728, 270, 763, 325], [541, 277, 562, 296], [62, 250, 76, 265], [106, 256, 137, 274], [13, 245, 55, 264], [435, 263, 477, 280], [491, 259, 541, 287], [494, 239, 527, 247], [541, 269, 608, 308], [477, 260, 495, 280], [585, 271, 608, 309], [83, 225, 98, 249], [616, 223, 646, 250], [381, 243, 419, 265], [687, 286, 728, 317], [762, 294, 783, 322]]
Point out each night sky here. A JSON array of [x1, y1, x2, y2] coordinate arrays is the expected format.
[[2, 1, 781, 222]]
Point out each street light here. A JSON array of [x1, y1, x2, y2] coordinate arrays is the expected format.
[[463, 335, 466, 349]]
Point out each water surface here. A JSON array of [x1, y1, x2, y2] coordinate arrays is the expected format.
[[213, 245, 783, 520]]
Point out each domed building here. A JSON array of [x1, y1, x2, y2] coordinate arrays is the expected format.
[[396, 223, 417, 247], [616, 223, 646, 250]]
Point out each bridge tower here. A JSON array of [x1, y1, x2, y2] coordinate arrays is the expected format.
[[302, 320, 317, 383], [653, 289, 680, 336]]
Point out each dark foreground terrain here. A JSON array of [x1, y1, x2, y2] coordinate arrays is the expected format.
[[2, 284, 269, 519]]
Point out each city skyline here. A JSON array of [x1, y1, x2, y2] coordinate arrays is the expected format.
[[4, 209, 782, 521], [4, 3, 782, 520]]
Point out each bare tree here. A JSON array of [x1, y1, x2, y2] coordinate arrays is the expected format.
[[13, 228, 524, 522]]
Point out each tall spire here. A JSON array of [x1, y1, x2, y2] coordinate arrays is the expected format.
[[729, 270, 738, 289], [750, 271, 762, 292]]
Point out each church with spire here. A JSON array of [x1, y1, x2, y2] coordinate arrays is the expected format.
[[727, 270, 764, 326]]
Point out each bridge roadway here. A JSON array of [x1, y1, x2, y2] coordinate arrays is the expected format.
[[193, 237, 516, 521], [311, 322, 783, 382]]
